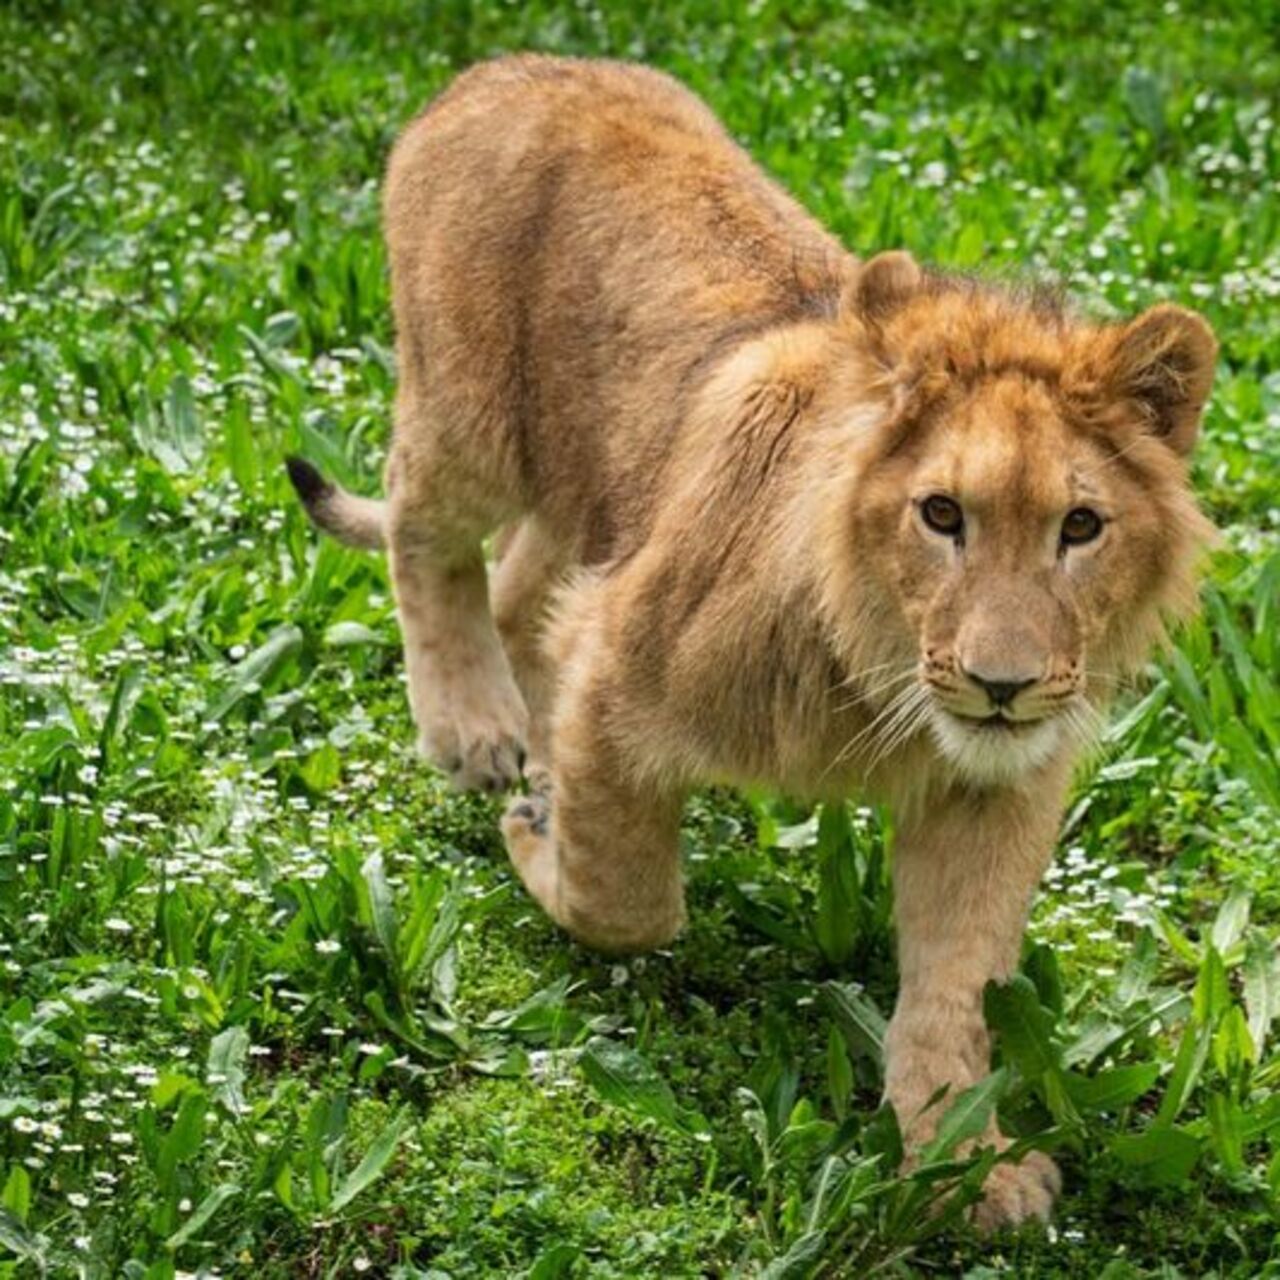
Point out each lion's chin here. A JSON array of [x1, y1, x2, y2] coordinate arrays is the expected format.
[[928, 709, 1065, 785]]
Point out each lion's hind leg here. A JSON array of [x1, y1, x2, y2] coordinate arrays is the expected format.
[[385, 397, 529, 792], [491, 516, 567, 790]]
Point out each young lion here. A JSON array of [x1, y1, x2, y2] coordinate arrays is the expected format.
[[288, 54, 1217, 1228]]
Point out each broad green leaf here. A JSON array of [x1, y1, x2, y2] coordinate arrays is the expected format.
[[362, 991, 461, 1060], [777, 1113, 837, 1165], [300, 742, 342, 792], [1219, 721, 1280, 811], [151, 1074, 198, 1111], [330, 1113, 410, 1212], [1155, 1021, 1210, 1127], [263, 309, 300, 347], [1205, 1092, 1245, 1177], [1064, 991, 1189, 1068], [324, 621, 385, 647], [361, 853, 400, 976], [240, 322, 304, 385], [984, 976, 1058, 1078], [814, 803, 860, 967], [1110, 1126, 1200, 1186], [303, 1092, 347, 1210], [724, 882, 814, 953], [1096, 755, 1161, 783], [484, 976, 581, 1041], [581, 1037, 709, 1138], [737, 1087, 771, 1164], [1210, 887, 1251, 955], [951, 221, 986, 267], [165, 1183, 239, 1251], [1104, 683, 1167, 745], [1, 1166, 29, 1225], [273, 1161, 293, 1211], [164, 372, 203, 468], [157, 1091, 207, 1193], [1023, 945, 1064, 1017], [1040, 1066, 1084, 1129], [225, 402, 257, 492], [404, 875, 463, 993], [1162, 648, 1213, 738], [1065, 1063, 1159, 1113], [820, 981, 886, 1068], [1152, 909, 1201, 968], [204, 625, 303, 723], [99, 661, 144, 769], [1244, 934, 1280, 1057], [861, 1102, 903, 1172], [0, 1207, 42, 1264], [1116, 930, 1159, 1007], [805, 1153, 850, 1232], [1193, 946, 1230, 1027], [1212, 1004, 1256, 1077], [760, 1230, 826, 1280], [826, 1026, 853, 1121], [529, 1243, 582, 1280], [207, 1026, 250, 1117], [920, 1069, 1007, 1163]]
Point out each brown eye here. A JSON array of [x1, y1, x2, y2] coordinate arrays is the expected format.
[[1061, 507, 1104, 546], [921, 494, 964, 539]]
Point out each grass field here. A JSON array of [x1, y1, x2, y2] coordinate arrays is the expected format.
[[2, 1, 1280, 1275]]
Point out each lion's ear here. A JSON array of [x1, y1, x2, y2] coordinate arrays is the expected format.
[[842, 251, 923, 325], [1104, 304, 1217, 456]]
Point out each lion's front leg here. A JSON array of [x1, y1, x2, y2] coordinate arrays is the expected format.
[[499, 638, 689, 955], [884, 774, 1068, 1229]]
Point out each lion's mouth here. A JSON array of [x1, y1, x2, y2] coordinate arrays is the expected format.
[[928, 706, 1067, 784], [947, 711, 1043, 735]]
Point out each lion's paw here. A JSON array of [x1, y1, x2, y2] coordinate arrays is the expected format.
[[419, 698, 528, 793], [501, 791, 553, 876], [971, 1150, 1061, 1232]]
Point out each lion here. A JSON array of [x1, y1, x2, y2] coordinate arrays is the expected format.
[[286, 54, 1217, 1229]]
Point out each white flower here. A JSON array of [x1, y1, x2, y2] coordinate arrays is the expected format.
[[314, 939, 341, 955], [67, 1192, 90, 1209]]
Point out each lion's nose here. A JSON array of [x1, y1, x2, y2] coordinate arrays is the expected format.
[[965, 672, 1036, 708]]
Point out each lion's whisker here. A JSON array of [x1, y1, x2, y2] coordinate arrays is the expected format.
[[831, 668, 919, 714], [855, 684, 931, 774], [866, 691, 935, 772], [827, 659, 911, 696], [821, 680, 924, 780]]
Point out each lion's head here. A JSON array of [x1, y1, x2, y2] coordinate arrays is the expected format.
[[818, 252, 1218, 786]]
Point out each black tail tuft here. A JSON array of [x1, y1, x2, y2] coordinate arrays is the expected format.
[[284, 455, 386, 549], [285, 455, 331, 507]]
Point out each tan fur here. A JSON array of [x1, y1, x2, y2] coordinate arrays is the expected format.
[[288, 55, 1218, 1229]]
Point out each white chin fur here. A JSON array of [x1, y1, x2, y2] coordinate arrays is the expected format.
[[928, 709, 1064, 785]]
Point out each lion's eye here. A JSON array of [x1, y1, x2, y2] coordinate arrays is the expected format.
[[920, 494, 964, 539], [1061, 507, 1104, 547]]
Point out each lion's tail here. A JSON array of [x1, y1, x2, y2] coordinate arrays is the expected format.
[[285, 456, 387, 550]]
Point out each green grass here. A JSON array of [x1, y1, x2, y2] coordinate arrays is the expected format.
[[2, 0, 1279, 1275]]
